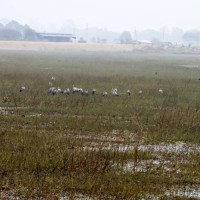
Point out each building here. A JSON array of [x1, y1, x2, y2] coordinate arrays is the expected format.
[[38, 33, 76, 42]]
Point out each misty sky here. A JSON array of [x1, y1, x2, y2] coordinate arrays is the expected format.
[[1, 0, 200, 32]]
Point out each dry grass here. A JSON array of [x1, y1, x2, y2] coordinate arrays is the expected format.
[[0, 41, 134, 52], [0, 41, 200, 54]]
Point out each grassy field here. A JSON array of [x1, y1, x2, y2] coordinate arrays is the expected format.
[[0, 41, 200, 53], [0, 50, 200, 199]]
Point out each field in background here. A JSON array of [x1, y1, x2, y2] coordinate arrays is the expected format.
[[0, 50, 200, 199], [0, 41, 200, 54]]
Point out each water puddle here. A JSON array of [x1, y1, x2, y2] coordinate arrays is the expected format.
[[123, 159, 174, 173], [83, 141, 200, 155], [166, 186, 200, 199]]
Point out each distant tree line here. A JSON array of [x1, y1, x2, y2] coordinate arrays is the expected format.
[[120, 31, 133, 44], [0, 20, 40, 41], [182, 31, 200, 42], [2, 20, 200, 45]]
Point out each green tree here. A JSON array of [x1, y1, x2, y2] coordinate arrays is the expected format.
[[0, 29, 21, 40], [24, 28, 38, 41], [120, 31, 133, 44], [183, 31, 200, 42]]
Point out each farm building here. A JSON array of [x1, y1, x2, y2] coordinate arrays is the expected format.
[[37, 33, 76, 42]]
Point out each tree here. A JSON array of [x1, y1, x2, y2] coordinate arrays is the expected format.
[[24, 28, 38, 41], [0, 29, 21, 40], [120, 31, 133, 44], [101, 38, 107, 43], [0, 23, 4, 30], [151, 38, 160, 44], [183, 31, 200, 42]]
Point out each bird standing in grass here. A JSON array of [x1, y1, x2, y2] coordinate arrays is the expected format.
[[159, 88, 163, 94], [102, 91, 108, 97], [138, 90, 143, 95], [49, 82, 53, 87], [57, 88, 63, 93], [63, 88, 70, 95], [92, 88, 96, 95], [51, 76, 56, 81], [111, 88, 119, 96], [49, 87, 55, 94], [72, 85, 80, 93], [52, 89, 57, 95], [19, 86, 26, 92], [127, 89, 131, 96], [81, 90, 89, 96]]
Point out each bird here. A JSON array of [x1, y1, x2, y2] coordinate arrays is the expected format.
[[159, 88, 163, 94], [19, 86, 26, 92], [57, 88, 63, 93], [102, 91, 108, 97], [49, 82, 53, 87], [52, 90, 57, 95], [72, 85, 80, 93], [111, 88, 119, 96], [155, 72, 158, 75], [127, 89, 131, 96], [81, 90, 89, 96], [138, 90, 143, 95], [92, 88, 96, 95], [49, 87, 55, 94], [63, 88, 70, 95], [51, 76, 56, 81], [49, 87, 57, 95]]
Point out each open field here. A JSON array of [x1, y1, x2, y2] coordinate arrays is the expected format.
[[0, 41, 200, 54], [0, 49, 200, 199]]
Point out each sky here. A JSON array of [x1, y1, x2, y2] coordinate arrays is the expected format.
[[0, 0, 200, 32]]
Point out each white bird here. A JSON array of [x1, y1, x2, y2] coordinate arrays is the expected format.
[[127, 89, 131, 96], [111, 88, 119, 96], [57, 88, 63, 93], [49, 87, 55, 93], [111, 88, 117, 93], [92, 88, 96, 95], [51, 76, 56, 81], [49, 82, 53, 87], [49, 87, 58, 95], [52, 90, 57, 95], [72, 85, 80, 93], [138, 90, 143, 95], [159, 88, 163, 94], [63, 88, 70, 95], [81, 90, 89, 95], [79, 88, 83, 93], [49, 87, 57, 95], [19, 86, 26, 92], [102, 91, 108, 97]]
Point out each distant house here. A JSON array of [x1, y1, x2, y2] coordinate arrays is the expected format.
[[37, 33, 76, 42]]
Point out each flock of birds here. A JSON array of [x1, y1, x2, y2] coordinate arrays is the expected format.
[[19, 76, 164, 96]]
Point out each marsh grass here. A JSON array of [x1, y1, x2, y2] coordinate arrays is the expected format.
[[0, 50, 200, 199]]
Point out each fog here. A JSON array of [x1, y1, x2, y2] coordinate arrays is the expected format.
[[1, 0, 200, 33]]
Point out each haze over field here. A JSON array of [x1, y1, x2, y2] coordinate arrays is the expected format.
[[1, 0, 200, 32], [1, 0, 200, 44]]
